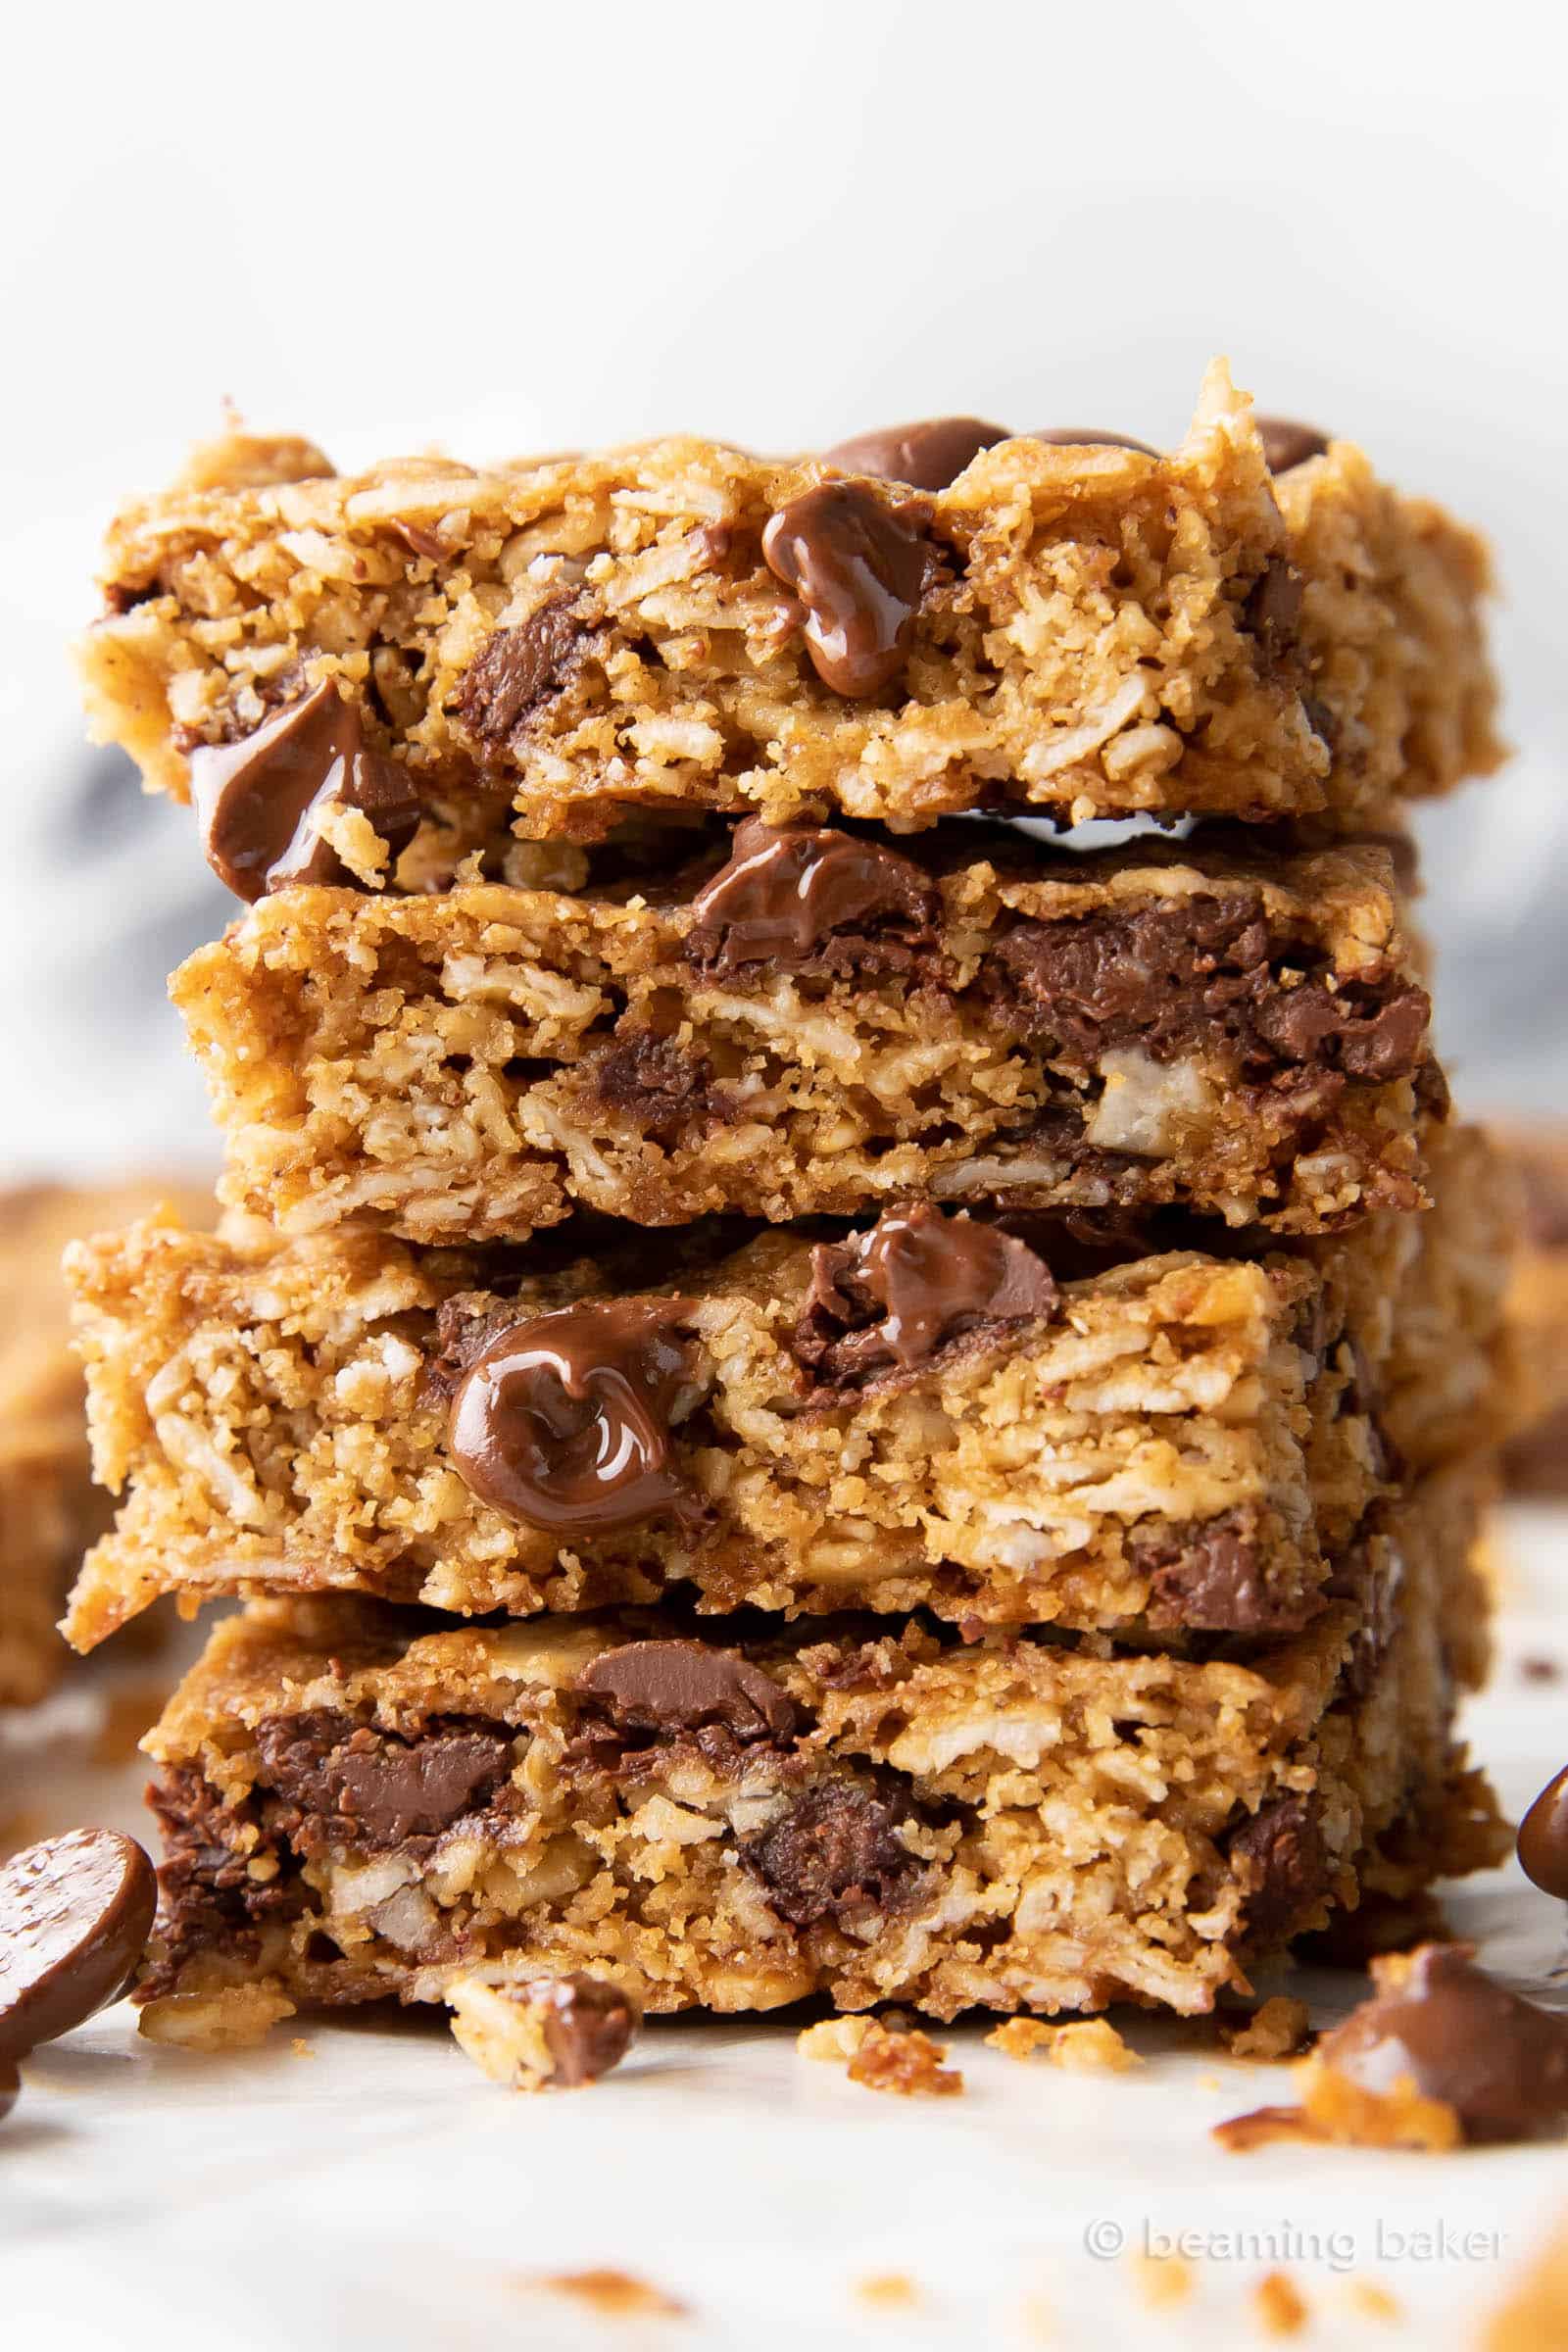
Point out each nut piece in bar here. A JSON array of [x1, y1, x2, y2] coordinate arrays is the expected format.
[[446, 1972, 639, 2092], [0, 1830, 157, 2062]]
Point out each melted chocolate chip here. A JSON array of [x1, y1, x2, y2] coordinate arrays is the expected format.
[[576, 1641, 796, 1741], [1518, 1766, 1568, 1900], [1138, 1513, 1311, 1635], [1028, 427, 1159, 456], [254, 1711, 514, 1849], [1245, 560, 1304, 660], [190, 682, 421, 901], [1256, 417, 1330, 473], [686, 817, 939, 974], [455, 593, 598, 752], [741, 1778, 926, 1929], [761, 483, 936, 697], [1228, 1795, 1328, 1945], [0, 1831, 158, 2063], [535, 1974, 640, 2085], [1317, 1943, 1568, 2143], [820, 416, 1010, 491], [448, 1300, 699, 1534], [588, 1032, 715, 1145], [794, 1204, 1057, 1389]]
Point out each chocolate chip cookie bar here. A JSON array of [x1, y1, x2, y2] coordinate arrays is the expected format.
[[173, 824, 1437, 1243], [63, 1137, 1504, 1648], [0, 1181, 209, 1706], [80, 365, 1498, 871], [131, 1461, 1501, 2033]]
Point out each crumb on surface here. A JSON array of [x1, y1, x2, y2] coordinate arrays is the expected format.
[[1252, 2270, 1309, 2336], [986, 2017, 1139, 2073], [1483, 2214, 1568, 2351], [798, 2015, 962, 2097], [855, 2274, 919, 2308], [137, 1984, 295, 2051], [1222, 1996, 1313, 2061], [1346, 2278, 1400, 2323], [289, 2036, 315, 2058], [532, 2269, 687, 2318], [1131, 2250, 1194, 2308], [1296, 2049, 1462, 2152]]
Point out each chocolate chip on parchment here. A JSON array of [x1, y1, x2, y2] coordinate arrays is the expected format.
[[1518, 1765, 1568, 1900], [0, 1830, 158, 2062]]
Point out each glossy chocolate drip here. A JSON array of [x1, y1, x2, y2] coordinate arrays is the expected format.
[[191, 681, 421, 901], [686, 816, 938, 971], [447, 1300, 698, 1534], [761, 483, 934, 697], [1255, 416, 1330, 473], [1317, 1943, 1568, 2143], [820, 416, 1009, 490], [797, 1203, 1057, 1385], [1518, 1765, 1568, 1899]]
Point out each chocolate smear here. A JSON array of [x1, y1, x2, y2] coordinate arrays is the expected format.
[[448, 1299, 700, 1534], [794, 1203, 1057, 1389], [191, 681, 420, 901], [687, 816, 938, 974], [762, 482, 936, 697]]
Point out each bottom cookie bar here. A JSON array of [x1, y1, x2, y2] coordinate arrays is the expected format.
[[137, 1467, 1499, 2029], [1, 1181, 209, 1705]]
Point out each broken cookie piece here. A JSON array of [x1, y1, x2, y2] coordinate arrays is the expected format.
[[446, 1971, 639, 2091]]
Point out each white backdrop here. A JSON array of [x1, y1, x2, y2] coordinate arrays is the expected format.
[[2, 0, 1563, 1178]]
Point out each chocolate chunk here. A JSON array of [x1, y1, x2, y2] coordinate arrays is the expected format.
[[455, 593, 598, 750], [1324, 1524, 1402, 1703], [0, 1830, 158, 2062], [686, 817, 939, 975], [0, 2058, 18, 2121], [820, 416, 1010, 491], [794, 1203, 1057, 1389], [1138, 1512, 1311, 1634], [761, 483, 937, 697], [535, 1974, 641, 2086], [1518, 1765, 1568, 1900], [576, 1641, 796, 1741], [588, 1032, 714, 1145], [190, 682, 421, 902], [1256, 416, 1330, 473], [1244, 559, 1303, 660], [1228, 1795, 1328, 1946], [741, 1778, 925, 1929], [448, 1299, 699, 1534], [1251, 981, 1429, 1081], [140, 1769, 308, 1996], [1316, 1943, 1568, 2143], [986, 897, 1428, 1085], [1028, 427, 1159, 456], [254, 1711, 514, 1849]]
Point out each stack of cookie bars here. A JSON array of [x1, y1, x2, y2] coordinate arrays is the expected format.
[[65, 366, 1513, 2049]]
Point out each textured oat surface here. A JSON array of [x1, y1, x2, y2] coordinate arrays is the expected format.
[[136, 1464, 1498, 2028], [65, 1197, 1420, 1645], [0, 1180, 208, 1705], [80, 365, 1498, 858], [174, 829, 1436, 1243]]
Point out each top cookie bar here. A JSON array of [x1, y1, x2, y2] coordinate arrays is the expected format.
[[79, 364, 1498, 863]]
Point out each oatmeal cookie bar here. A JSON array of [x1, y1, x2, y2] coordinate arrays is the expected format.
[[79, 364, 1498, 866], [66, 1164, 1494, 1648], [0, 1181, 208, 1706], [1494, 1125, 1568, 1494], [174, 825, 1437, 1243], [133, 1466, 1501, 2031]]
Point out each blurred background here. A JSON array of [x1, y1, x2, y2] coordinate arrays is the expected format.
[[2, 0, 1562, 1184]]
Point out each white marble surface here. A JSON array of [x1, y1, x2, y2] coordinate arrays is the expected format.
[[2, 1508, 1566, 2350]]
